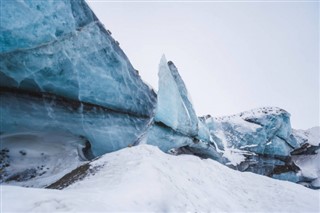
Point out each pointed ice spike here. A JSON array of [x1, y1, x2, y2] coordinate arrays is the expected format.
[[154, 55, 198, 136]]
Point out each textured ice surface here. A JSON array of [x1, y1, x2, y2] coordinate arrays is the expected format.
[[0, 0, 157, 165], [0, 0, 156, 116], [201, 107, 320, 188], [272, 172, 301, 183], [0, 90, 151, 156], [144, 124, 193, 152], [207, 107, 296, 156], [154, 56, 198, 136], [196, 118, 212, 142]]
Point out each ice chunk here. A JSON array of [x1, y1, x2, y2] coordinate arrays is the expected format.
[[154, 56, 198, 136], [263, 137, 292, 156], [144, 124, 193, 153], [240, 107, 291, 141], [272, 172, 301, 183], [200, 107, 318, 187], [207, 107, 297, 156]]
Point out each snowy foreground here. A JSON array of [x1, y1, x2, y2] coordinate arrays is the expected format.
[[2, 145, 319, 212]]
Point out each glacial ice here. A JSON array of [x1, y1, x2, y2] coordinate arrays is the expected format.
[[0, 90, 151, 156], [1, 0, 319, 190], [272, 172, 301, 183], [207, 108, 296, 157], [201, 108, 320, 188], [154, 56, 198, 136], [196, 118, 212, 142], [144, 124, 194, 152], [0, 0, 156, 116]]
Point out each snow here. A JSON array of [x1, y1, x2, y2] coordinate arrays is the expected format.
[[223, 147, 247, 166], [293, 127, 320, 146], [0, 132, 87, 188], [307, 127, 320, 146], [293, 151, 320, 188], [2, 145, 319, 212]]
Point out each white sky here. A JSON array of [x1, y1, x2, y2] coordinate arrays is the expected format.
[[88, 0, 319, 129]]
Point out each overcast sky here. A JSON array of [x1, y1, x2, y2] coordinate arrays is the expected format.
[[88, 0, 319, 129]]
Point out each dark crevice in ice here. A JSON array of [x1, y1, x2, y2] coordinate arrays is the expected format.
[[291, 143, 320, 155], [242, 118, 264, 127], [0, 87, 151, 119], [154, 121, 197, 140]]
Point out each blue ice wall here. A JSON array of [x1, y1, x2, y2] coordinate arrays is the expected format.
[[0, 0, 156, 117], [0, 90, 151, 156], [0, 0, 158, 157]]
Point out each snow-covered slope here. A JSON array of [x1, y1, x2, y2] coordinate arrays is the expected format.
[[2, 145, 319, 212]]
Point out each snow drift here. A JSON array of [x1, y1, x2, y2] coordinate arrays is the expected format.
[[2, 145, 320, 212]]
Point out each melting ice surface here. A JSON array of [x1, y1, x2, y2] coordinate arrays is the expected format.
[[0, 0, 319, 189]]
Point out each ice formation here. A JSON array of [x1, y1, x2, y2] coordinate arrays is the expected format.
[[0, 0, 156, 157], [201, 109, 320, 188], [154, 56, 199, 136], [1, 0, 319, 189], [0, 0, 156, 116], [0, 91, 151, 156]]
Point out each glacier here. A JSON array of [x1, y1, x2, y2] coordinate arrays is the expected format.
[[0, 90, 151, 156], [0, 0, 319, 190], [0, 0, 157, 157], [0, 0, 156, 116], [199, 109, 320, 188]]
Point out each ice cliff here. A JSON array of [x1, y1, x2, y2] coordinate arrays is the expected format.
[[0, 0, 156, 116], [0, 0, 156, 157], [1, 0, 319, 189]]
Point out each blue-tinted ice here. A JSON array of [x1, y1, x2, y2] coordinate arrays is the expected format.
[[0, 0, 156, 117], [154, 56, 199, 136], [1, 0, 319, 189]]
